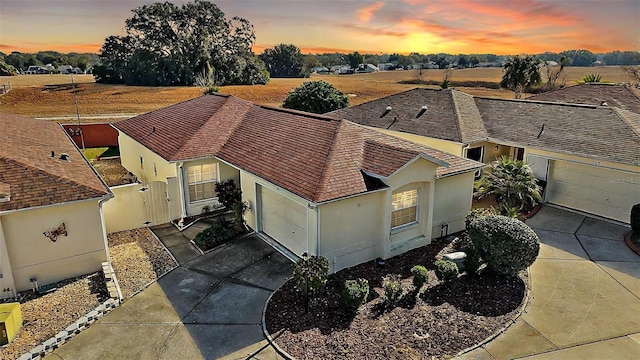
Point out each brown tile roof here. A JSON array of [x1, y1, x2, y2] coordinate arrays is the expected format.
[[328, 88, 488, 144], [0, 113, 111, 212], [475, 98, 640, 166], [115, 94, 483, 203], [527, 83, 640, 114]]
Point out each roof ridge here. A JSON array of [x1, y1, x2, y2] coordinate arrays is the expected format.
[[176, 96, 254, 157], [2, 156, 107, 201], [447, 89, 463, 142], [258, 104, 339, 122], [312, 120, 345, 201], [475, 95, 600, 109], [611, 108, 640, 141]]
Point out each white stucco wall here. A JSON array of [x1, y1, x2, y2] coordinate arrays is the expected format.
[[1, 200, 108, 291], [0, 219, 16, 299], [118, 132, 177, 183], [317, 191, 385, 273], [432, 172, 475, 239], [103, 183, 148, 233]]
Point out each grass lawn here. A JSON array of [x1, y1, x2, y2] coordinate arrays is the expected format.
[[1, 67, 635, 121], [82, 146, 120, 160]]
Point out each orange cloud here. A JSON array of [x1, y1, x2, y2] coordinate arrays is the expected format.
[[357, 2, 385, 22], [0, 42, 102, 54]]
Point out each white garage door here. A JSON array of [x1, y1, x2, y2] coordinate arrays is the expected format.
[[260, 187, 308, 256], [546, 160, 640, 223]]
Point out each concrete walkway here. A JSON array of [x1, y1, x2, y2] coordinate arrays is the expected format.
[[48, 207, 640, 359], [458, 206, 640, 359], [48, 222, 293, 359]]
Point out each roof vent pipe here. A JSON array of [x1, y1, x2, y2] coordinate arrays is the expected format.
[[386, 106, 392, 111], [51, 151, 55, 157]]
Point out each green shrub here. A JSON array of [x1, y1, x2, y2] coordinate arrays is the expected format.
[[410, 265, 429, 289], [382, 275, 403, 303], [342, 278, 369, 310], [293, 255, 329, 298], [194, 217, 235, 251], [631, 204, 640, 233], [215, 179, 242, 210], [434, 259, 459, 282], [463, 248, 482, 274], [465, 207, 499, 228], [474, 157, 542, 212], [469, 215, 540, 276], [581, 73, 602, 83]]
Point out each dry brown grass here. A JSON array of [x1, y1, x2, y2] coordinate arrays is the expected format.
[[0, 67, 635, 121]]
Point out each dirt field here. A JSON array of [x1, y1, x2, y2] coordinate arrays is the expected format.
[[0, 67, 635, 121]]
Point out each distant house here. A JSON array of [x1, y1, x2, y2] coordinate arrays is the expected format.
[[312, 66, 330, 74], [330, 88, 640, 223], [59, 65, 73, 74], [113, 94, 483, 272], [378, 63, 396, 71], [0, 113, 113, 298], [475, 62, 501, 68], [356, 64, 379, 73]]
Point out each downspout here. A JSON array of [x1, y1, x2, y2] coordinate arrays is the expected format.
[[315, 205, 320, 257], [177, 162, 187, 222]]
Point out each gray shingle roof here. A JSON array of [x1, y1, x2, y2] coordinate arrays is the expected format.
[[527, 83, 640, 114], [475, 98, 640, 166]]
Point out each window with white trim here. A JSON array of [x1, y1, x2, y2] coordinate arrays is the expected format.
[[187, 164, 217, 202], [391, 189, 418, 228]]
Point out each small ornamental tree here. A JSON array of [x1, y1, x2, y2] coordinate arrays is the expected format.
[[500, 55, 542, 99], [469, 215, 540, 276], [215, 179, 242, 209], [282, 80, 349, 114], [410, 265, 429, 290], [293, 255, 329, 298]]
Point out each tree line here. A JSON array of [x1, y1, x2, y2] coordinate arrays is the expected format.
[[0, 51, 99, 75]]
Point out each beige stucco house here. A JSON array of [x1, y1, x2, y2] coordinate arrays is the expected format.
[[330, 86, 640, 223], [113, 94, 483, 272], [0, 113, 112, 298]]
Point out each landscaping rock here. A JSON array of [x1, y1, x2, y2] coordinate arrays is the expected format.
[[443, 251, 467, 270]]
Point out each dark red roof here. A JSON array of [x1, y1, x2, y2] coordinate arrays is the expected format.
[[114, 94, 483, 202]]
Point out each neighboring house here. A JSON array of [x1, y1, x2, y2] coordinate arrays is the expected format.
[[0, 113, 113, 299], [59, 65, 73, 74], [113, 94, 483, 272], [311, 66, 330, 74], [378, 63, 396, 71], [356, 64, 379, 73], [330, 88, 640, 223], [527, 83, 640, 114]]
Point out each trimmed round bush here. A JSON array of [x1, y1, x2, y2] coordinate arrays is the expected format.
[[463, 248, 482, 274], [342, 278, 369, 310], [469, 215, 540, 276], [434, 259, 459, 282], [410, 265, 429, 289]]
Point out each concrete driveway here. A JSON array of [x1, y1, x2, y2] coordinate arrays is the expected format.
[[459, 206, 640, 359], [49, 225, 293, 360]]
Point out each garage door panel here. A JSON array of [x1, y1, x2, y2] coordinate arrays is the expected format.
[[260, 187, 308, 256], [547, 161, 639, 223]]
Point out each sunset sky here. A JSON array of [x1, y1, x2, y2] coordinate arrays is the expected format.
[[1, 0, 638, 55]]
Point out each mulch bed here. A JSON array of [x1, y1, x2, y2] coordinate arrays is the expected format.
[[266, 237, 528, 360]]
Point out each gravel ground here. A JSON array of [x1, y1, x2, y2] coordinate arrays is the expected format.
[[0, 227, 177, 360], [0, 273, 107, 360], [108, 227, 178, 299], [266, 237, 528, 360], [89, 158, 131, 187]]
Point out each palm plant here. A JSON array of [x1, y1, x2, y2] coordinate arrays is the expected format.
[[474, 156, 542, 213], [500, 55, 542, 99], [581, 73, 602, 83]]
